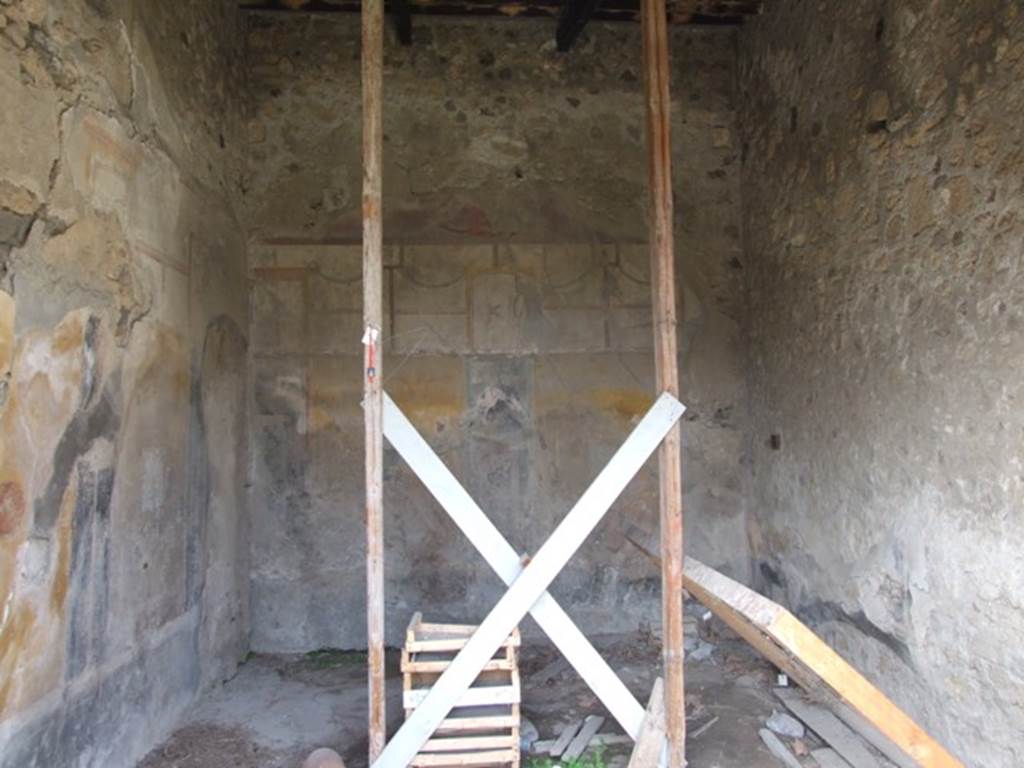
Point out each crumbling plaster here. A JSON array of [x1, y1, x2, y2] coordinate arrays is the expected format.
[[738, 1, 1024, 766], [0, 1, 250, 766]]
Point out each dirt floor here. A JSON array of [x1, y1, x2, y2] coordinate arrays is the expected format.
[[137, 617, 848, 768]]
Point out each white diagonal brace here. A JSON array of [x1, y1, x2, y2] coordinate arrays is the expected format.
[[384, 393, 647, 737], [373, 392, 685, 768]]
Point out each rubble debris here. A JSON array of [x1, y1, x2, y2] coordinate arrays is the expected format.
[[302, 747, 346, 768], [688, 640, 716, 662], [520, 717, 540, 752], [766, 710, 806, 739]]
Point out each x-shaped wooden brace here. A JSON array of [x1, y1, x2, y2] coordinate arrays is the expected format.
[[375, 391, 685, 768]]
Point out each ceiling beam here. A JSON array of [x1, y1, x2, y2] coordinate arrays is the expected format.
[[393, 0, 413, 43], [556, 0, 601, 51], [238, 0, 754, 25]]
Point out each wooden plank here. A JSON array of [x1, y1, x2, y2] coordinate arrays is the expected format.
[[622, 529, 965, 768], [629, 686, 666, 768], [408, 636, 518, 653], [833, 703, 917, 768], [418, 622, 482, 635], [382, 394, 683, 741], [371, 393, 684, 768], [509, 650, 522, 768], [776, 689, 880, 768], [699, 571, 962, 767], [403, 659, 515, 674], [362, 0, 385, 756], [592, 735, 635, 747], [535, 733, 635, 752], [550, 720, 584, 758], [758, 729, 802, 768], [410, 749, 517, 767], [812, 749, 855, 768], [435, 716, 519, 735], [421, 736, 517, 752], [404, 684, 520, 709], [562, 715, 605, 761], [627, 678, 666, 768], [640, 0, 684, 763]]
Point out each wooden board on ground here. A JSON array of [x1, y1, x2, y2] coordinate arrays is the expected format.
[[550, 720, 584, 757], [533, 733, 631, 755], [833, 702, 917, 768], [813, 748, 856, 768], [759, 729, 802, 768], [563, 715, 606, 761], [623, 525, 965, 768], [776, 689, 881, 768], [627, 678, 666, 768]]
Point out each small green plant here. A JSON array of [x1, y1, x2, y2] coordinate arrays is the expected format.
[[306, 648, 367, 669], [527, 746, 607, 768]]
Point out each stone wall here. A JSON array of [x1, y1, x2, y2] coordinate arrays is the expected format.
[[244, 16, 751, 650], [0, 2, 250, 766], [738, 2, 1024, 765]]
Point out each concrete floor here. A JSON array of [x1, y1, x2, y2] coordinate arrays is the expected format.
[[137, 630, 817, 768]]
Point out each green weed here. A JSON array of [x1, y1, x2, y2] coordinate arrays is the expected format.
[[527, 746, 607, 768], [306, 648, 367, 668]]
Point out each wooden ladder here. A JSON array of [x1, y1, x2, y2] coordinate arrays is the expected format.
[[402, 613, 521, 768]]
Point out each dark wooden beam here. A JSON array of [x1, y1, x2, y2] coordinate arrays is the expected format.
[[393, 0, 413, 44], [238, 0, 751, 25], [556, 0, 601, 51]]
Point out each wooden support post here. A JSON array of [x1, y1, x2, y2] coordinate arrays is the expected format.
[[641, 0, 685, 765], [362, 0, 385, 760]]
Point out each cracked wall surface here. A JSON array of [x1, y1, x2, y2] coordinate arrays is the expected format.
[[244, 16, 752, 650], [0, 1, 250, 766], [738, 1, 1024, 766]]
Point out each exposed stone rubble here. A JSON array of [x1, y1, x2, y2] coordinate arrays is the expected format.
[[738, 1, 1024, 765]]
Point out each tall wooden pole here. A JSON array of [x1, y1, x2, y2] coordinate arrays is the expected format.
[[641, 0, 685, 765], [362, 0, 385, 760]]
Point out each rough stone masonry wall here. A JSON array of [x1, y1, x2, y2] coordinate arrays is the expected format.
[[737, 1, 1024, 765], [244, 16, 750, 650], [0, 2, 249, 766]]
